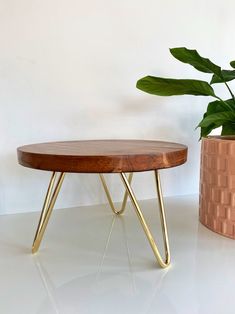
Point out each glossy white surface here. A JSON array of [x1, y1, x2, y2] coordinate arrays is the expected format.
[[0, 195, 235, 314]]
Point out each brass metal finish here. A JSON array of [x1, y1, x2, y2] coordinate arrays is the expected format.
[[154, 170, 170, 264], [99, 173, 133, 214], [32, 170, 170, 268], [120, 171, 170, 268], [32, 172, 65, 253]]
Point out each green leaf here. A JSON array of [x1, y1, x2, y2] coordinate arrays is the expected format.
[[230, 60, 235, 69], [200, 113, 216, 139], [200, 125, 216, 138], [206, 98, 235, 113], [206, 99, 225, 114], [221, 124, 235, 135], [198, 111, 235, 128], [211, 69, 235, 84], [170, 47, 222, 77], [199, 99, 235, 138], [199, 101, 223, 138], [136, 76, 216, 97]]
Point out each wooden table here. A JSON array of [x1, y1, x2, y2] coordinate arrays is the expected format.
[[17, 139, 187, 268]]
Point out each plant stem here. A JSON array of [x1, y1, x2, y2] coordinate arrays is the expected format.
[[220, 71, 235, 102], [225, 82, 235, 102]]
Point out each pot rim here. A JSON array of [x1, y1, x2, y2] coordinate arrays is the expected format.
[[203, 135, 235, 142]]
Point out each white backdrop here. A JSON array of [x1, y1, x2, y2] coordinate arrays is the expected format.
[[0, 0, 233, 214]]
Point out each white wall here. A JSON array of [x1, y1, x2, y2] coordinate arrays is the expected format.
[[0, 0, 234, 214]]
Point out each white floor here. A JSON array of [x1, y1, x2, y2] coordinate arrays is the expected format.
[[0, 195, 235, 314]]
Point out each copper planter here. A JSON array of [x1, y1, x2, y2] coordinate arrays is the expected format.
[[199, 136, 235, 239]]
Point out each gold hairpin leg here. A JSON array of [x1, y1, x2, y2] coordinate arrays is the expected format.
[[32, 172, 65, 254], [99, 173, 133, 215], [32, 170, 170, 267], [120, 170, 170, 268]]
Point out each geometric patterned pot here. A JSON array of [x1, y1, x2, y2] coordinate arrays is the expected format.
[[199, 136, 235, 239]]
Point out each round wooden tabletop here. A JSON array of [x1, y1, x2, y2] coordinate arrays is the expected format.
[[17, 139, 187, 173]]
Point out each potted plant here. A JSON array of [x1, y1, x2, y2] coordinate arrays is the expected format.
[[137, 47, 235, 239]]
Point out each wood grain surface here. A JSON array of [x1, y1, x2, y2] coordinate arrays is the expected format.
[[17, 139, 187, 173]]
